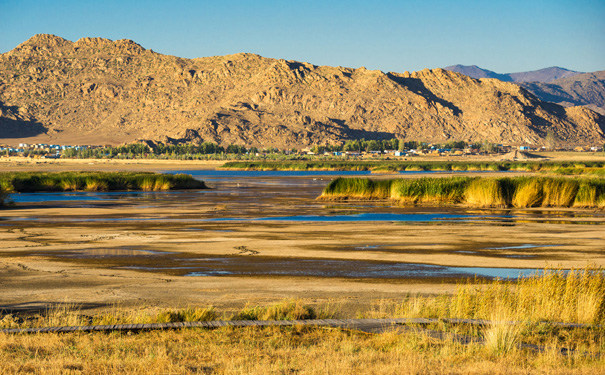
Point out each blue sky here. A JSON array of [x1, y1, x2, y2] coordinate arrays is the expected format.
[[1, 0, 603, 73]]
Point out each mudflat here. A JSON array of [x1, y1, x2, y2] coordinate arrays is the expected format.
[[1, 161, 604, 315]]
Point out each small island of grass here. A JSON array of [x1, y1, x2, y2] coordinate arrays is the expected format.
[[320, 176, 605, 208], [0, 171, 206, 206]]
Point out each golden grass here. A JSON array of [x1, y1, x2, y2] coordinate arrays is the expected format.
[[84, 177, 109, 191], [0, 321, 602, 374], [0, 269, 603, 373], [541, 179, 579, 207], [321, 176, 605, 208], [464, 179, 507, 208], [512, 179, 543, 208], [482, 308, 522, 357]]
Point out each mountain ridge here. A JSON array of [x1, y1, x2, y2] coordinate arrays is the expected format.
[[444, 64, 583, 83], [0, 34, 604, 147]]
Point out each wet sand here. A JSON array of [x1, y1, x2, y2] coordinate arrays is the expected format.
[[1, 162, 604, 315], [1, 207, 604, 314]]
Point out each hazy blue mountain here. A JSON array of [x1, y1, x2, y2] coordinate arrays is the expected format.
[[444, 65, 512, 81], [444, 65, 582, 83]]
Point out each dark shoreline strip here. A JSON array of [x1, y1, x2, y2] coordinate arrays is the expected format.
[[1, 317, 599, 335]]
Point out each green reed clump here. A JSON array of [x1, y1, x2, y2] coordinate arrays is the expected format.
[[321, 177, 393, 199], [464, 178, 507, 207], [0, 186, 8, 207], [391, 177, 471, 204], [0, 172, 207, 193], [541, 178, 579, 207], [512, 177, 544, 208], [321, 176, 605, 208], [222, 160, 605, 172]]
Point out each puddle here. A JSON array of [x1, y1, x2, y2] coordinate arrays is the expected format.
[[8, 246, 565, 280], [38, 247, 172, 258], [211, 212, 472, 222], [353, 245, 382, 250], [176, 258, 542, 279], [485, 244, 562, 250]]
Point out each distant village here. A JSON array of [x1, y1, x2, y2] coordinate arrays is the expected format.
[[0, 141, 603, 160]]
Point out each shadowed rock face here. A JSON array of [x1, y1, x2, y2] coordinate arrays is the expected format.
[[519, 71, 605, 116], [1, 34, 604, 147]]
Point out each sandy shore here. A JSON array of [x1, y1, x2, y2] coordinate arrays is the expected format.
[[1, 204, 603, 314]]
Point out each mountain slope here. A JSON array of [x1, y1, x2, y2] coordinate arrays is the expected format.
[[520, 71, 605, 115], [443, 65, 512, 81], [444, 65, 582, 83], [0, 34, 604, 147]]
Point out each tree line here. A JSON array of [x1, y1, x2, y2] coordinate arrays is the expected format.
[[60, 138, 496, 159]]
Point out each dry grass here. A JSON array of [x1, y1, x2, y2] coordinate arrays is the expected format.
[[0, 270, 603, 374], [0, 323, 602, 374]]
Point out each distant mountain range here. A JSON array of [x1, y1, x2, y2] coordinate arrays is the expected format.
[[0, 35, 604, 147], [444, 65, 605, 115], [444, 65, 582, 83]]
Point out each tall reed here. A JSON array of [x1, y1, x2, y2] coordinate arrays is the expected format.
[[320, 176, 605, 208], [512, 178, 543, 208], [0, 172, 207, 193], [464, 178, 508, 208], [391, 267, 605, 325], [0, 186, 7, 207]]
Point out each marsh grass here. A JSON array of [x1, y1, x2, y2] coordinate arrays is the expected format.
[[231, 299, 318, 321], [542, 179, 579, 207], [391, 177, 470, 204], [512, 178, 544, 208], [321, 176, 605, 208], [2, 324, 601, 375], [464, 178, 509, 208], [222, 160, 605, 173], [0, 186, 7, 207], [0, 270, 603, 374], [482, 309, 522, 357], [0, 172, 206, 193]]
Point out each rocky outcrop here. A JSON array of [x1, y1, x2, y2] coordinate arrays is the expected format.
[[1, 34, 604, 147]]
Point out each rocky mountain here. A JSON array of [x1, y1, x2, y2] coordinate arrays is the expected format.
[[443, 65, 514, 82], [1, 34, 604, 147], [520, 71, 605, 116], [444, 65, 582, 83]]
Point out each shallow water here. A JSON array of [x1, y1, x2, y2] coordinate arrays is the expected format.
[[35, 248, 540, 280], [2, 169, 603, 282]]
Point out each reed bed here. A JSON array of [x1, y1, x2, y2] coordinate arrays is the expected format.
[[0, 186, 7, 207], [222, 160, 605, 173], [320, 176, 605, 208], [0, 172, 207, 193]]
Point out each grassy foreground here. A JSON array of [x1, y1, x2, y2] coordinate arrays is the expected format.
[[0, 171, 206, 194], [320, 176, 605, 208], [1, 268, 603, 374]]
